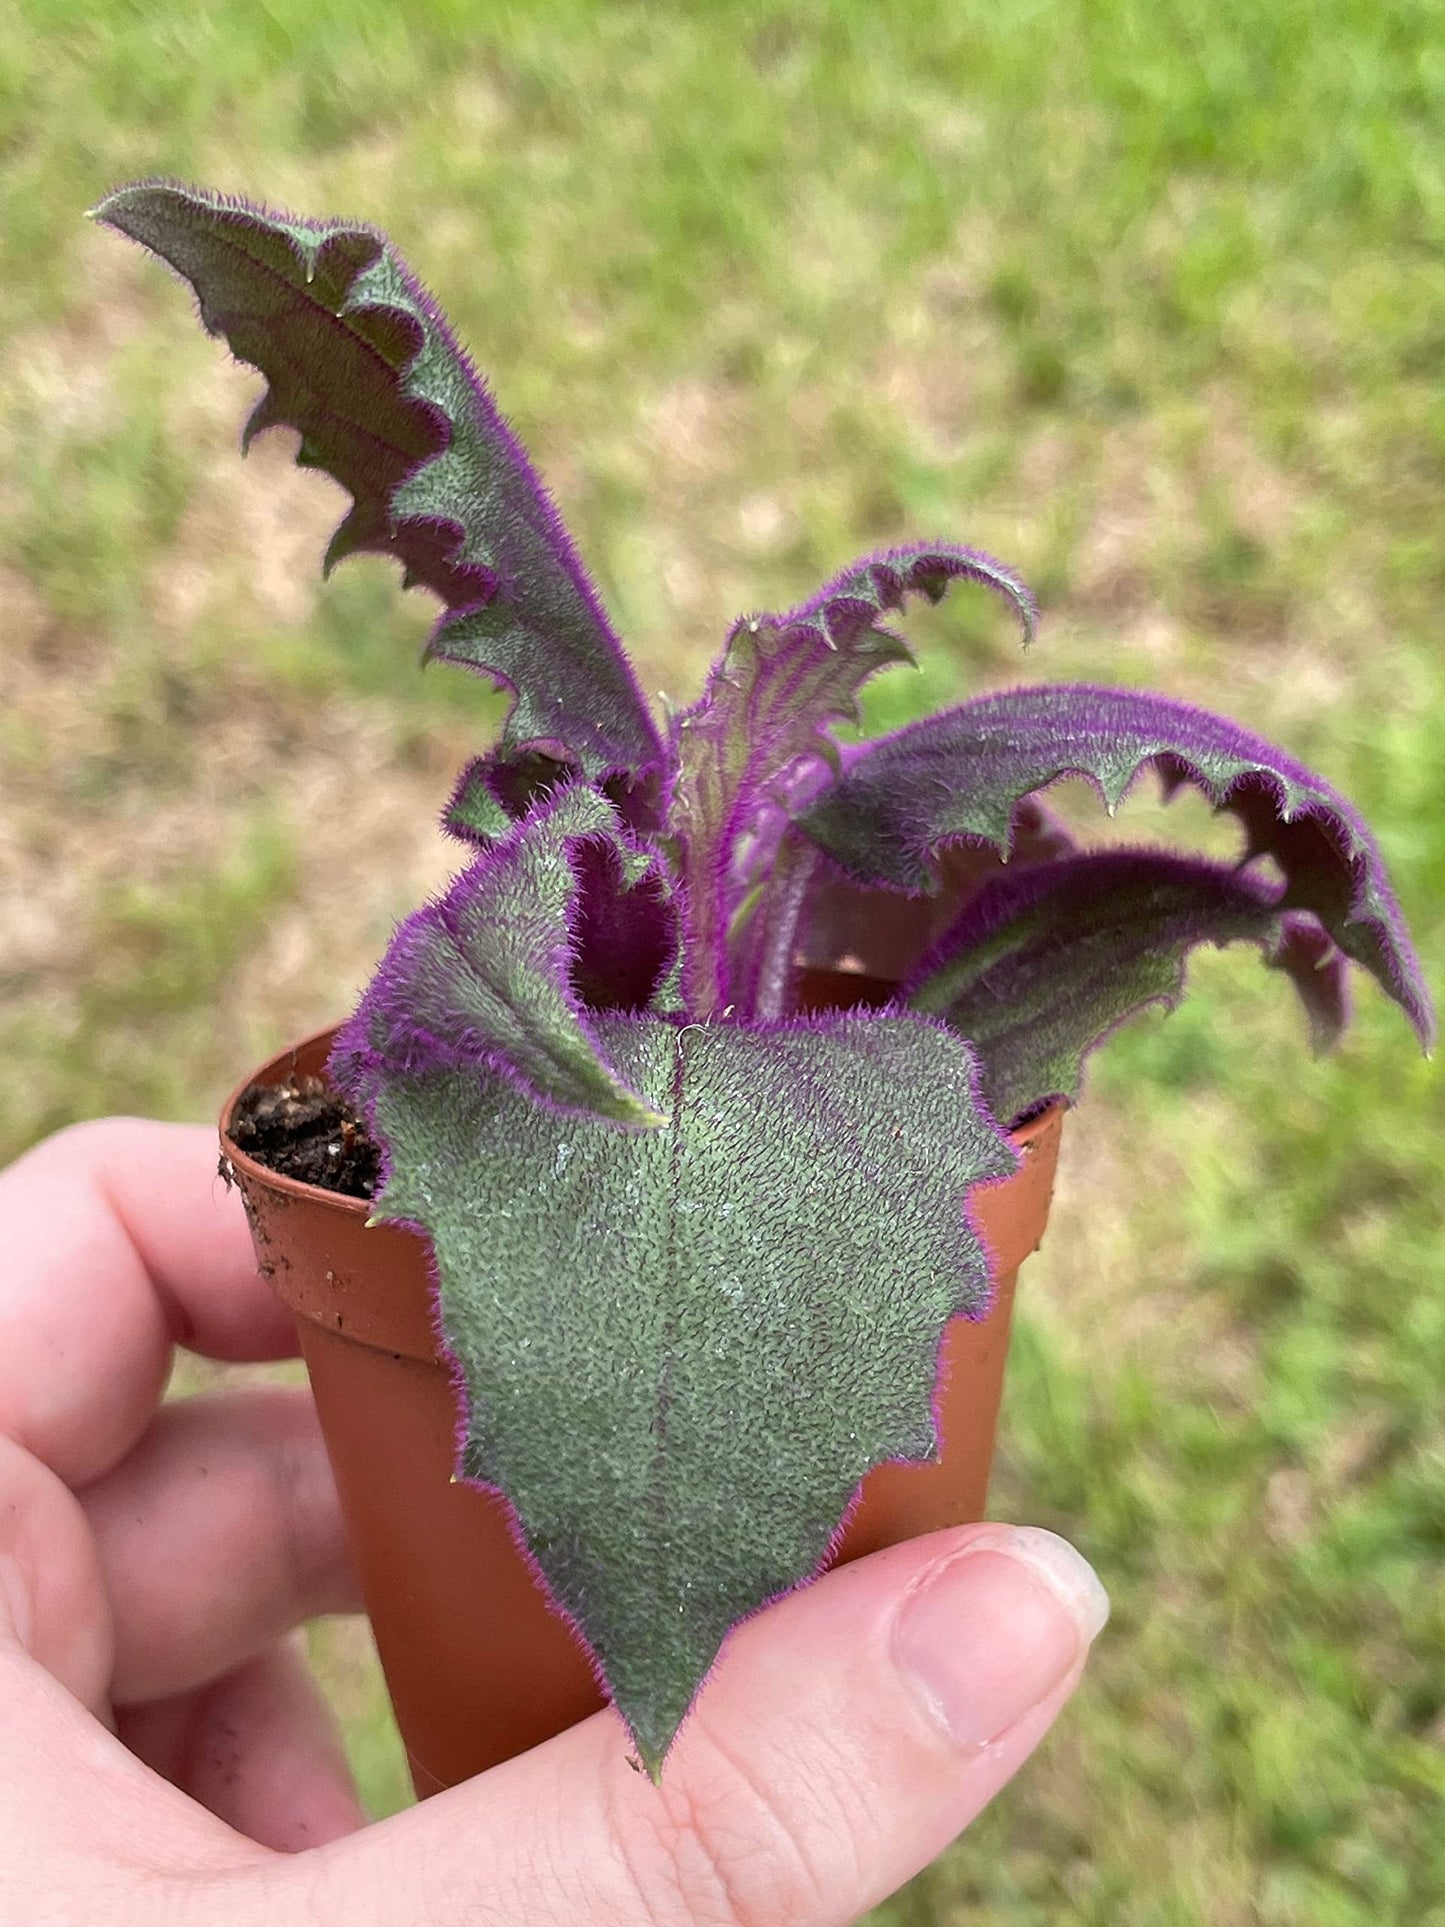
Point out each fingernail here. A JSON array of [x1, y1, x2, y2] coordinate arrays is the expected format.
[[894, 1525, 1109, 1751]]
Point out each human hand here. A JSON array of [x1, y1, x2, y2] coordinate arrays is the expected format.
[[0, 1118, 1107, 1926]]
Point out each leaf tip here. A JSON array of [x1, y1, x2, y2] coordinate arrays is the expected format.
[[630, 1732, 670, 1784]]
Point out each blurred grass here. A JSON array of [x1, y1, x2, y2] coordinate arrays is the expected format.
[[2, 2, 1442, 1920]]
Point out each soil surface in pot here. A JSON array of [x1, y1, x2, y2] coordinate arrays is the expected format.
[[230, 1077, 379, 1199]]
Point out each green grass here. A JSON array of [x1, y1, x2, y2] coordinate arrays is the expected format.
[[3, 2, 1442, 1920]]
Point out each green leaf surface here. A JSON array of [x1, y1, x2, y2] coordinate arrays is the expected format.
[[442, 749, 570, 846], [331, 786, 671, 1128], [94, 181, 662, 777], [369, 1012, 1016, 1772]]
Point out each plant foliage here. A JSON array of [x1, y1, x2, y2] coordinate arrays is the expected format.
[[101, 182, 1434, 1772]]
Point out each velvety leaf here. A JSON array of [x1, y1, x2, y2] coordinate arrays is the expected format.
[[733, 825, 823, 1020], [94, 180, 662, 778], [330, 786, 675, 1127], [671, 542, 1037, 1014], [907, 848, 1347, 1125], [571, 837, 686, 1016], [366, 1012, 1017, 1771], [799, 682, 1434, 1047], [442, 748, 666, 854], [442, 748, 579, 846]]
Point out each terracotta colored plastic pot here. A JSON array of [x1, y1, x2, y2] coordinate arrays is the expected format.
[[220, 1000, 1062, 1798]]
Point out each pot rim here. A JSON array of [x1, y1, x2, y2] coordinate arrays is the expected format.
[[219, 1018, 1066, 1216]]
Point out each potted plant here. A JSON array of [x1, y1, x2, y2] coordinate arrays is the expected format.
[[95, 181, 1432, 1794]]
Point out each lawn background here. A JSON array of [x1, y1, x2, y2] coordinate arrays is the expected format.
[[2, 2, 1442, 1920]]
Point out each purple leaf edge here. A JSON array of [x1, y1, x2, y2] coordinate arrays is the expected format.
[[328, 796, 668, 1130], [354, 1002, 1024, 1773], [765, 538, 1039, 650], [902, 845, 1356, 1120], [807, 681, 1434, 1052], [95, 179, 664, 777]]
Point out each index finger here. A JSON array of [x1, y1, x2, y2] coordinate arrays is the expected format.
[[0, 1118, 298, 1486]]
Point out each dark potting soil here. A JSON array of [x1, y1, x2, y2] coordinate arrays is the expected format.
[[229, 1077, 382, 1201]]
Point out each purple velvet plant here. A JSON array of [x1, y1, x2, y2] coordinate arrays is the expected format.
[[97, 181, 1433, 1776]]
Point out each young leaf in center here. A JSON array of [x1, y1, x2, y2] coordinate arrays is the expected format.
[[669, 543, 1035, 1016]]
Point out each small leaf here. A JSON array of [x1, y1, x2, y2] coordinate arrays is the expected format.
[[672, 542, 1036, 1015], [799, 682, 1434, 1048], [442, 748, 579, 847], [94, 181, 662, 778], [366, 1011, 1017, 1771], [442, 748, 666, 851], [331, 786, 675, 1128], [906, 848, 1344, 1125]]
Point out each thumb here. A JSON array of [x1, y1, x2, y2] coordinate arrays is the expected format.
[[288, 1522, 1108, 1927]]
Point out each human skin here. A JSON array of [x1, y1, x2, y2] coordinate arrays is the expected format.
[[0, 1118, 1107, 1926]]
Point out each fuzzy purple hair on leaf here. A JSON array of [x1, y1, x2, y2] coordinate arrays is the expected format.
[[364, 1007, 1017, 1771], [904, 845, 1356, 1124], [92, 179, 663, 779], [442, 747, 581, 847], [671, 541, 1037, 1016], [442, 747, 667, 851], [764, 540, 1037, 651], [800, 682, 1434, 1049], [330, 785, 676, 1129], [784, 797, 1078, 1001]]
